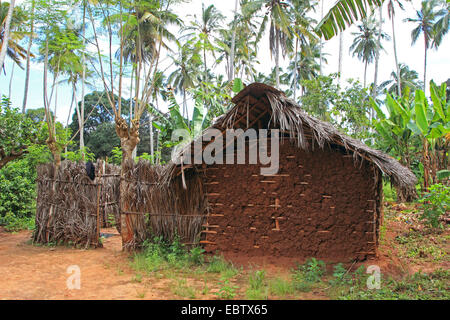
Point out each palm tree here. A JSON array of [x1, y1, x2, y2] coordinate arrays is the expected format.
[[242, 0, 293, 88], [284, 42, 325, 98], [216, 0, 259, 82], [0, 1, 28, 73], [379, 63, 423, 96], [0, 0, 16, 71], [289, 0, 318, 100], [167, 39, 202, 117], [22, 0, 35, 113], [387, 0, 409, 97], [349, 16, 389, 88], [432, 0, 449, 48], [406, 0, 440, 92], [184, 4, 224, 86]]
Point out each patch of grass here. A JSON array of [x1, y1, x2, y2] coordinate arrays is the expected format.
[[246, 270, 268, 300], [132, 273, 143, 283], [395, 231, 448, 262], [136, 290, 146, 299], [171, 278, 196, 299], [206, 255, 239, 281], [336, 269, 450, 300], [268, 277, 294, 297], [130, 236, 206, 275]]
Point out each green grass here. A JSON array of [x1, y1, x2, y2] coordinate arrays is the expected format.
[[395, 230, 448, 263], [171, 278, 196, 299], [246, 270, 269, 300], [335, 269, 450, 300], [268, 277, 295, 297]]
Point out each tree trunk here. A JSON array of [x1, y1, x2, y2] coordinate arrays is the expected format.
[[80, 1, 87, 160], [338, 32, 343, 82], [275, 31, 280, 88], [8, 62, 14, 99], [228, 0, 239, 81], [116, 117, 140, 249], [364, 61, 368, 88], [423, 37, 427, 93], [0, 0, 16, 70], [373, 6, 383, 100], [391, 15, 401, 96], [319, 0, 323, 76], [293, 38, 298, 100], [22, 0, 35, 113]]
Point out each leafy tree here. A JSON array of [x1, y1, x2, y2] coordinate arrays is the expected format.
[[0, 97, 37, 169]]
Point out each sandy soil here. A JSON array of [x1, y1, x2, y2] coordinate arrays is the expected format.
[[0, 213, 447, 300], [0, 228, 177, 300]]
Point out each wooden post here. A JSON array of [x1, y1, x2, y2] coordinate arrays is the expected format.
[[95, 162, 102, 246]]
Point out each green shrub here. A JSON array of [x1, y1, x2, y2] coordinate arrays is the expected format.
[[0, 160, 37, 230], [130, 236, 206, 273], [419, 184, 449, 228], [215, 279, 238, 299]]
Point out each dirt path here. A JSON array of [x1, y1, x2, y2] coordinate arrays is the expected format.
[[0, 229, 175, 300]]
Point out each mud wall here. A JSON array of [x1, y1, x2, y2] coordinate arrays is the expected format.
[[201, 140, 380, 261]]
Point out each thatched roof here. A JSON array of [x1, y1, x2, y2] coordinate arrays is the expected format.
[[177, 82, 417, 193]]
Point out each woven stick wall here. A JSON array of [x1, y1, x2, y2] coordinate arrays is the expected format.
[[121, 160, 209, 250], [33, 160, 121, 247], [33, 161, 100, 247], [97, 160, 121, 232]]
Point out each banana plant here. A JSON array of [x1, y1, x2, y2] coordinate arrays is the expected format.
[[370, 90, 417, 168], [412, 81, 449, 189], [370, 90, 421, 201]]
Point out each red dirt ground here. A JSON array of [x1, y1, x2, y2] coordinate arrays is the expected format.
[[0, 213, 447, 300], [0, 228, 179, 299]]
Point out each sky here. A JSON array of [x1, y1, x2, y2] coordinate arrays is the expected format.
[[0, 0, 449, 124]]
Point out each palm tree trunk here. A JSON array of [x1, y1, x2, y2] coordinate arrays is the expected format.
[[8, 62, 14, 99], [364, 61, 368, 88], [423, 37, 427, 93], [80, 1, 87, 160], [0, 0, 15, 70], [319, 0, 323, 76], [228, 0, 239, 81], [391, 15, 401, 96], [293, 38, 298, 100], [338, 32, 343, 82], [22, 0, 35, 113], [373, 6, 383, 100], [275, 31, 280, 88]]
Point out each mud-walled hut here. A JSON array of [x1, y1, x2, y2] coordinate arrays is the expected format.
[[166, 83, 417, 261]]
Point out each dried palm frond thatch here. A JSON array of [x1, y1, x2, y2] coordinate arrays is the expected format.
[[120, 159, 208, 250], [33, 160, 121, 247]]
